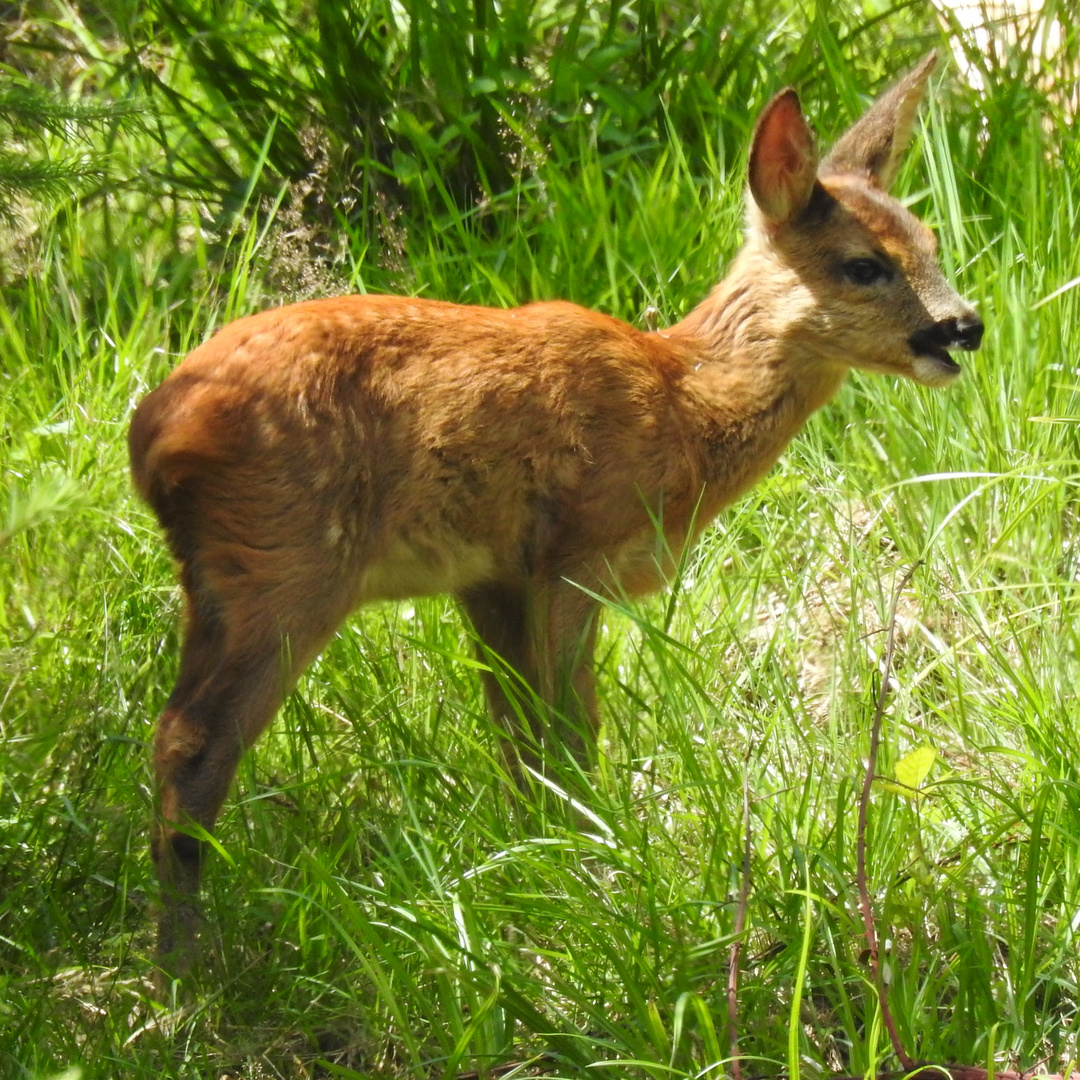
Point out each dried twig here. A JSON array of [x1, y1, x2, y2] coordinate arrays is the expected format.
[[727, 748, 754, 1080], [857, 562, 921, 1070]]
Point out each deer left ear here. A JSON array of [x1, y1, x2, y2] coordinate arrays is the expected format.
[[748, 88, 819, 225], [820, 52, 937, 190]]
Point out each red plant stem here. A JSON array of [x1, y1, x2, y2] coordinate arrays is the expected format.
[[728, 757, 753, 1080], [856, 563, 921, 1072]]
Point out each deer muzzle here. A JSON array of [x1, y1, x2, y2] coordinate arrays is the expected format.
[[908, 313, 984, 377]]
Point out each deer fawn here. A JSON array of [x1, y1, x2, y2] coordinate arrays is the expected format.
[[130, 52, 982, 975]]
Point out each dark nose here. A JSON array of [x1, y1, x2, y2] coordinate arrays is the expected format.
[[945, 314, 984, 351], [911, 314, 984, 356]]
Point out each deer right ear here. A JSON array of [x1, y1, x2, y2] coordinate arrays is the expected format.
[[819, 52, 937, 190], [748, 89, 818, 225]]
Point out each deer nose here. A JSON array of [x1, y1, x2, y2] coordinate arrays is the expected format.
[[946, 314, 984, 351], [913, 314, 984, 356]]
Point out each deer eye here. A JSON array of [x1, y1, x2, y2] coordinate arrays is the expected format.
[[843, 257, 890, 286]]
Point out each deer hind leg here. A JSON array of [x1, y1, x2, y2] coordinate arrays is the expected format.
[[152, 555, 349, 977], [459, 577, 600, 781]]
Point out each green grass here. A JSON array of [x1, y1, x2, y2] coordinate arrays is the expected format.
[[4, 3, 1080, 1078]]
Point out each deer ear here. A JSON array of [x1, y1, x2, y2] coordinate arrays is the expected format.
[[820, 52, 937, 190], [748, 89, 819, 225]]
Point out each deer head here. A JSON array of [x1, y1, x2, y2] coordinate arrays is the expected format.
[[744, 53, 983, 388]]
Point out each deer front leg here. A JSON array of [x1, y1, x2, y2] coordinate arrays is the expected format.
[[459, 577, 600, 781], [529, 577, 600, 770]]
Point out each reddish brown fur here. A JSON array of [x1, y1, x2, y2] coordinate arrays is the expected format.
[[131, 53, 982, 978]]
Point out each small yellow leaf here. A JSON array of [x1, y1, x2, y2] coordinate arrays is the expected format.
[[876, 780, 913, 798], [895, 746, 937, 792]]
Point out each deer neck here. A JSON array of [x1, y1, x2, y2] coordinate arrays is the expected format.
[[665, 247, 850, 505]]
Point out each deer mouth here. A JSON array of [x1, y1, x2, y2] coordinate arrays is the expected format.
[[908, 325, 964, 377], [912, 342, 961, 376]]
